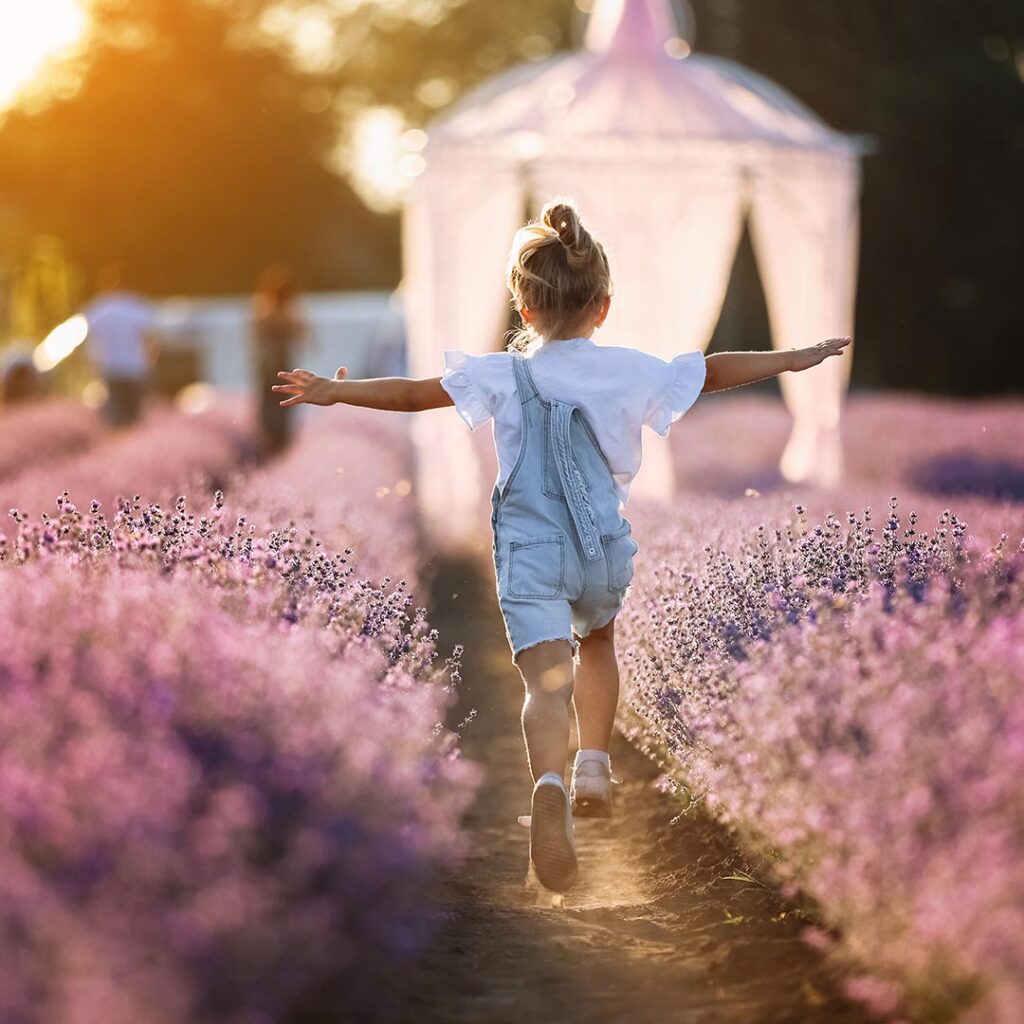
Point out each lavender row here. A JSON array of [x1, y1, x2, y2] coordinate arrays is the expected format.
[[0, 415, 475, 1023], [0, 402, 255, 518], [619, 496, 1023, 1022], [669, 393, 1024, 505], [237, 407, 420, 583], [0, 400, 104, 480]]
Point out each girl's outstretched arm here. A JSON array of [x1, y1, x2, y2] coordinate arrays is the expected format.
[[273, 367, 454, 412], [702, 337, 851, 393]]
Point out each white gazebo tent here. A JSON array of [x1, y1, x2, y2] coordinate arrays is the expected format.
[[404, 0, 865, 545]]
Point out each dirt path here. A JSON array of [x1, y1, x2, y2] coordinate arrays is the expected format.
[[400, 556, 870, 1024]]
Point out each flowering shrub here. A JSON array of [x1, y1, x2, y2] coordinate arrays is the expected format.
[[0, 401, 104, 480], [713, 570, 1023, 1023], [0, 403, 254, 517], [0, 566, 471, 1024], [620, 496, 1024, 1022], [0, 411, 474, 1024]]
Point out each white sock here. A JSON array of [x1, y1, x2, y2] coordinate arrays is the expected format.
[[535, 771, 567, 792], [574, 748, 611, 771]]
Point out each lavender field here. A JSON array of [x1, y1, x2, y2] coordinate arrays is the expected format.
[[0, 401, 104, 481], [2, 392, 1022, 1024], [0, 400, 255, 517], [3, 0, 1020, 1018], [0, 408, 475, 1023], [617, 392, 1024, 1022]]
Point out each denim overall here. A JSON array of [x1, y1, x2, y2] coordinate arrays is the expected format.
[[491, 353, 639, 661]]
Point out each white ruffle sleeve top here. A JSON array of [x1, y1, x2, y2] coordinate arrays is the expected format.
[[439, 337, 706, 504]]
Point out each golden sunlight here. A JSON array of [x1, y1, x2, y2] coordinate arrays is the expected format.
[[0, 0, 87, 109], [343, 106, 429, 213], [32, 314, 88, 372]]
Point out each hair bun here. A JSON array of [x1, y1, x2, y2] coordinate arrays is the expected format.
[[540, 198, 592, 268]]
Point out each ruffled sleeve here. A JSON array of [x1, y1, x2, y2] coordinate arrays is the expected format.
[[439, 350, 493, 431], [646, 351, 706, 437]]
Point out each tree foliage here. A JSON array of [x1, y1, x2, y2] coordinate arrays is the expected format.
[[717, 0, 1024, 394], [0, 0, 397, 296]]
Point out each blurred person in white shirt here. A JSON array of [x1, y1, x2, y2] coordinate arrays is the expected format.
[[82, 264, 158, 426]]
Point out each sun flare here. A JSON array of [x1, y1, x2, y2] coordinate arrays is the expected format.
[[0, 0, 87, 109]]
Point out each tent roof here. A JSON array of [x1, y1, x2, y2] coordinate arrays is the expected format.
[[427, 0, 861, 158]]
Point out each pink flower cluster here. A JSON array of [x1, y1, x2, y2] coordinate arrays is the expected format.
[[620, 493, 1024, 1022], [0, 412, 475, 1024], [0, 401, 104, 480]]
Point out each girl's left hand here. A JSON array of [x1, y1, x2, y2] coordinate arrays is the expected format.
[[790, 337, 852, 372], [273, 367, 346, 407]]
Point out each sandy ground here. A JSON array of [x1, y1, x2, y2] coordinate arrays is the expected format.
[[390, 556, 871, 1024]]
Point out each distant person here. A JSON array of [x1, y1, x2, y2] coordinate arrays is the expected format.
[[1, 354, 42, 405], [81, 264, 157, 427], [272, 196, 851, 894], [251, 264, 308, 453]]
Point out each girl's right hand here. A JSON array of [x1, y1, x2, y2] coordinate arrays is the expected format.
[[273, 366, 347, 407], [789, 337, 852, 372]]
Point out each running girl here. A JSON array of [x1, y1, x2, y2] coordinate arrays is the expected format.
[[273, 198, 850, 893]]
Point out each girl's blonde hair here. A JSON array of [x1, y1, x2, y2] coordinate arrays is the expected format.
[[506, 197, 612, 351]]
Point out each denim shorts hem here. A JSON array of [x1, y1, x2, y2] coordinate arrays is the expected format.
[[511, 633, 580, 665]]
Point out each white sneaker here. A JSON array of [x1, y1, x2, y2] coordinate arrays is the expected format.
[[571, 757, 613, 818], [529, 773, 577, 892]]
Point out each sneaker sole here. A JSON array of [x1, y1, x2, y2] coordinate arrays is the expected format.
[[530, 786, 577, 892], [572, 795, 613, 819]]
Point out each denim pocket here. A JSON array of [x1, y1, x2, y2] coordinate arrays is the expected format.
[[602, 522, 638, 593], [507, 535, 566, 600]]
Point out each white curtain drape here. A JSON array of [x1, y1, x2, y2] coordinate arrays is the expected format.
[[748, 152, 860, 486], [531, 160, 746, 355], [403, 159, 524, 544]]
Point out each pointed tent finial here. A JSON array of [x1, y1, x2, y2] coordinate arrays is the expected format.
[[584, 0, 681, 56]]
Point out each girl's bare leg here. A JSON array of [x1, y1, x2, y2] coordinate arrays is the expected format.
[[572, 617, 619, 751], [515, 640, 575, 781], [517, 640, 578, 892]]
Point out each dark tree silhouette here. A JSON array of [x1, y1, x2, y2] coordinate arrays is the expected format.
[[719, 1, 1024, 394], [0, 0, 398, 296]]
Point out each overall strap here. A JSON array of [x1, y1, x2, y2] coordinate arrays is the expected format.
[[511, 353, 539, 404], [551, 404, 603, 563], [514, 352, 602, 562]]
